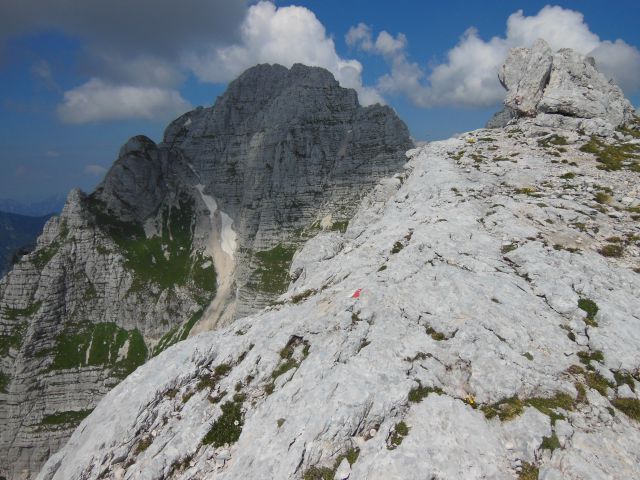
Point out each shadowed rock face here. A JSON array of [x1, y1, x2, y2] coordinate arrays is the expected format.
[[0, 63, 412, 479], [489, 39, 635, 132]]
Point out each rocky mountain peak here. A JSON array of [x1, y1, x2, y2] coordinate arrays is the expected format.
[[488, 38, 636, 133]]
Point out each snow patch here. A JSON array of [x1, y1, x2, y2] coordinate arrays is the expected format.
[[195, 184, 237, 258]]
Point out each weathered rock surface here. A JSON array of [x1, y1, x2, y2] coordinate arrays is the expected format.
[[37, 122, 640, 480], [490, 39, 636, 132], [0, 64, 411, 479]]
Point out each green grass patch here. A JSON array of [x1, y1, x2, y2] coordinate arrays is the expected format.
[[134, 436, 153, 454], [408, 382, 442, 403], [578, 298, 598, 326], [330, 220, 349, 233], [290, 289, 317, 304], [540, 433, 561, 452], [577, 350, 604, 366], [303, 467, 334, 480], [599, 243, 623, 257], [425, 326, 446, 341], [585, 371, 614, 396], [40, 409, 93, 426], [49, 322, 147, 378], [611, 398, 640, 421], [391, 241, 404, 254], [501, 243, 518, 254], [482, 396, 524, 421], [514, 187, 539, 196], [202, 400, 243, 447], [252, 243, 297, 294], [579, 136, 640, 171], [387, 421, 409, 449], [525, 393, 574, 424], [594, 192, 611, 204], [613, 370, 636, 392], [302, 446, 360, 480], [538, 135, 568, 147], [518, 462, 539, 480]]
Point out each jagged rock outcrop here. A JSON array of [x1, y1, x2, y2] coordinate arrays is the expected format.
[[0, 64, 411, 479], [489, 39, 636, 133], [37, 119, 640, 480]]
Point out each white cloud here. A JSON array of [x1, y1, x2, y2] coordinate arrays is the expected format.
[[590, 40, 640, 94], [350, 5, 640, 108], [57, 78, 192, 124], [346, 24, 406, 58], [84, 164, 108, 176], [184, 1, 383, 106]]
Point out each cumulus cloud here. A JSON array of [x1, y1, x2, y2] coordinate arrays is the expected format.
[[184, 1, 383, 106], [84, 164, 108, 176], [349, 5, 640, 108], [57, 78, 191, 124]]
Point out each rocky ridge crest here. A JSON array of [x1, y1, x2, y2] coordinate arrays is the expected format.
[[36, 45, 640, 480]]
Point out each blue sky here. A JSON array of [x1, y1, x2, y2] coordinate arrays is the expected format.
[[1, 1, 639, 203]]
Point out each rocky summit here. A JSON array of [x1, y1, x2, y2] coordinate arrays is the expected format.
[[487, 38, 635, 135], [0, 64, 411, 479], [31, 42, 640, 480]]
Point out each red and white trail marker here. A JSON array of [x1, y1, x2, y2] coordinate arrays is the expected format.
[[351, 288, 363, 299]]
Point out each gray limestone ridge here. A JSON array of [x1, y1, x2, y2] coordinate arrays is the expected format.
[[33, 46, 640, 479], [0, 63, 412, 479], [486, 38, 635, 133]]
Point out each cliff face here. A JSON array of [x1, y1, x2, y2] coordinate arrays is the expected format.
[[0, 63, 412, 479], [34, 42, 640, 480]]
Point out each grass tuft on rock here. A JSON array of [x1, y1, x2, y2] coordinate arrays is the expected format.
[[202, 400, 244, 447], [611, 398, 640, 422], [518, 462, 539, 480], [408, 382, 442, 403], [387, 421, 409, 449]]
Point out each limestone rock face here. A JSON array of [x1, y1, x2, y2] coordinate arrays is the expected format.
[[162, 63, 412, 320], [489, 39, 635, 131], [0, 63, 411, 479], [36, 122, 640, 480], [500, 39, 553, 116]]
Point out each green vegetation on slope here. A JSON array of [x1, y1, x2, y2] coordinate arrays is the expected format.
[[579, 137, 640, 171], [49, 322, 147, 378], [252, 243, 297, 294], [87, 195, 217, 300], [40, 409, 94, 427]]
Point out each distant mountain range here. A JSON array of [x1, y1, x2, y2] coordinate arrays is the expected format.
[[0, 195, 66, 217], [0, 211, 52, 277]]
